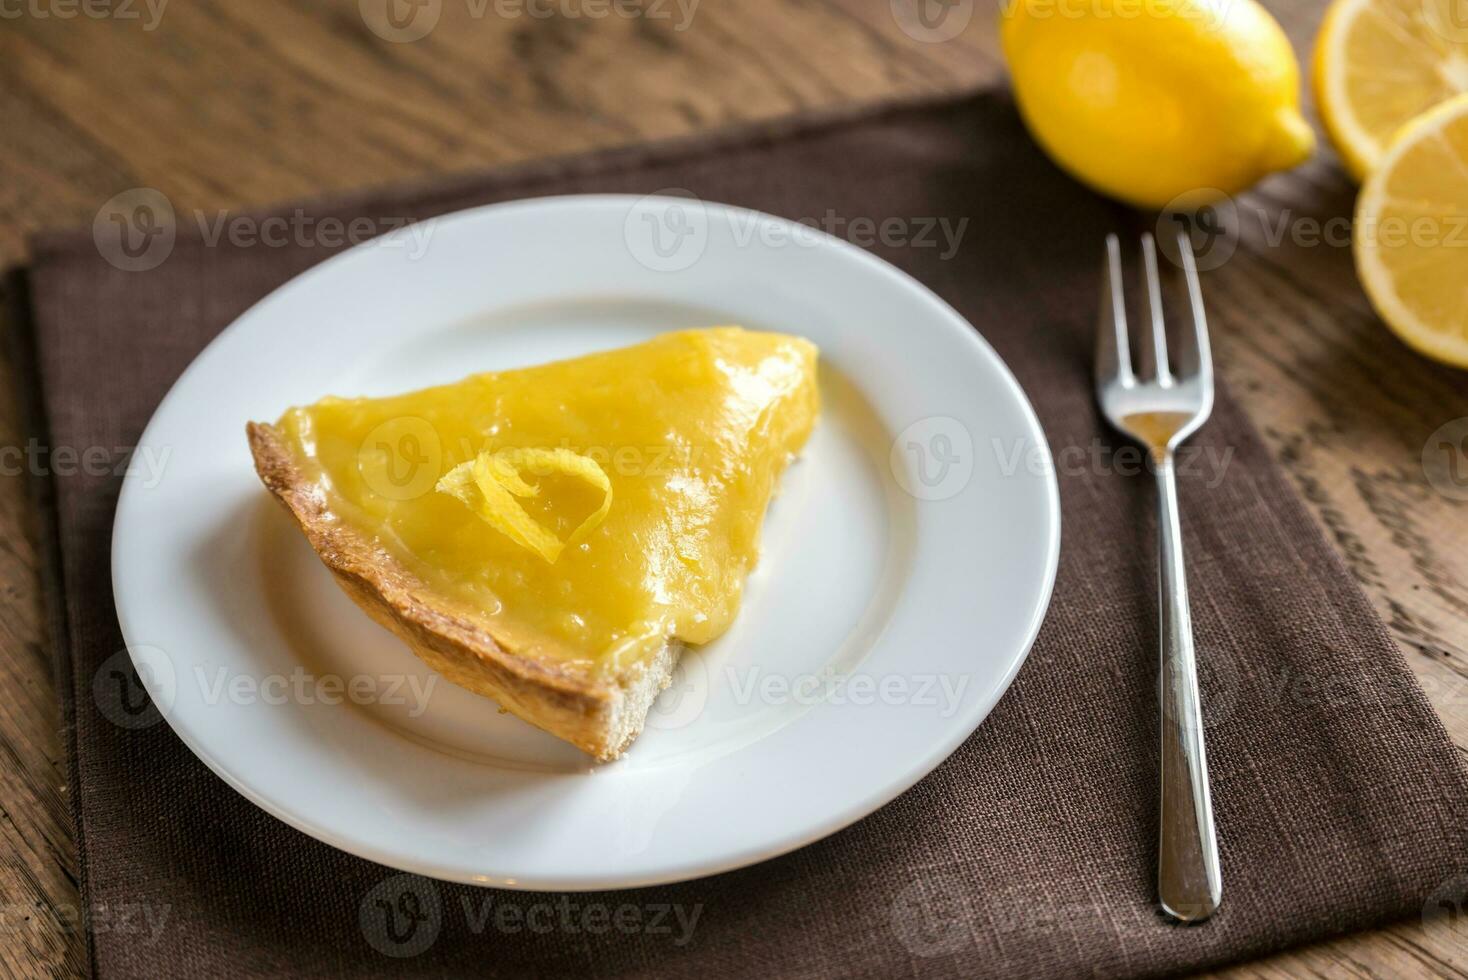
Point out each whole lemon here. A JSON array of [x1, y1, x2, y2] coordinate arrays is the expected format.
[[1000, 0, 1315, 209]]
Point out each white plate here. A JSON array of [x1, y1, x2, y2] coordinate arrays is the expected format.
[[112, 194, 1059, 889]]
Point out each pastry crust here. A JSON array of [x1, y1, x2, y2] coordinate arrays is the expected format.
[[246, 422, 677, 761]]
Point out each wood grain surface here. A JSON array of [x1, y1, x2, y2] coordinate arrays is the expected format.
[[1, 1, 1465, 977]]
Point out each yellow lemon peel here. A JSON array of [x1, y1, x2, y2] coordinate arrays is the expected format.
[[1000, 0, 1313, 208], [437, 448, 612, 563]]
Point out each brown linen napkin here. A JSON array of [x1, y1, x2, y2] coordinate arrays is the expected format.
[[18, 89, 1468, 979]]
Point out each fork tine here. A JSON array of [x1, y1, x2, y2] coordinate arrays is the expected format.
[[1097, 234, 1133, 387], [1140, 233, 1171, 385], [1172, 230, 1213, 380]]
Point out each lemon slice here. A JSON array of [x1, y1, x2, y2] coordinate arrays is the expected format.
[[1314, 0, 1468, 179], [1355, 93, 1468, 366]]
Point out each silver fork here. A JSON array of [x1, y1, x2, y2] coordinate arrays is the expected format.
[[1096, 230, 1222, 923]]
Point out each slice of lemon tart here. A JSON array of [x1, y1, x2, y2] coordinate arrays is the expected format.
[[247, 327, 819, 759]]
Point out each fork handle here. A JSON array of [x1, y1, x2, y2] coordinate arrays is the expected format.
[[1154, 452, 1222, 922]]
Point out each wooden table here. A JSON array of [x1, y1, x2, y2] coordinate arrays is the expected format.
[[2, 1, 1464, 976]]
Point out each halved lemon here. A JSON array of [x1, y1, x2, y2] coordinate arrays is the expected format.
[[1355, 93, 1468, 366], [1314, 0, 1468, 180]]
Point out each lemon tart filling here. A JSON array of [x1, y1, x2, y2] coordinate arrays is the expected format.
[[271, 327, 819, 674]]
